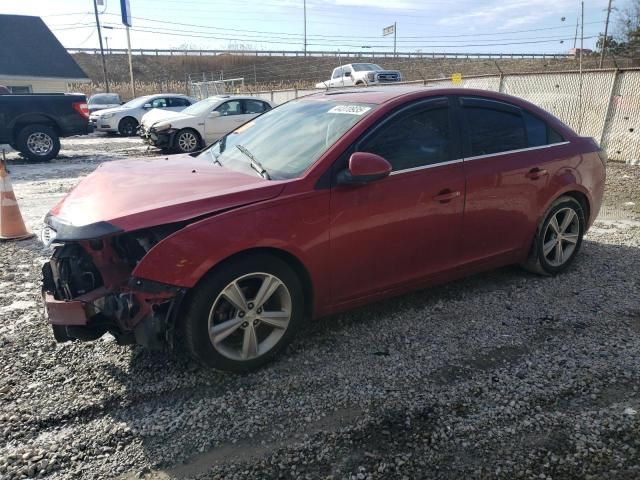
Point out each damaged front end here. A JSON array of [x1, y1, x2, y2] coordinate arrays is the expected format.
[[41, 221, 187, 349]]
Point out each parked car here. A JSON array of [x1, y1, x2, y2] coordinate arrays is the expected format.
[[88, 93, 122, 113], [41, 87, 605, 372], [139, 95, 273, 153], [315, 63, 402, 88], [0, 93, 89, 161], [89, 94, 196, 136]]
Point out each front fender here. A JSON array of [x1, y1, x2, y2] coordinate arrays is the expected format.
[[131, 190, 332, 315]]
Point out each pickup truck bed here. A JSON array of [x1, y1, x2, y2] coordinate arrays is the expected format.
[[0, 93, 90, 161]]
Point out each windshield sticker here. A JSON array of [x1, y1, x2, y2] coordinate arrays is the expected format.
[[328, 105, 372, 115]]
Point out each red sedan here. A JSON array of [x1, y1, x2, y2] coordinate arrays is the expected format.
[[42, 87, 606, 371]]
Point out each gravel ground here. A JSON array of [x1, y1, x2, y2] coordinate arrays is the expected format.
[[0, 137, 639, 480]]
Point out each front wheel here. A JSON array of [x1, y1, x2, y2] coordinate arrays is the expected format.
[[174, 129, 200, 154], [524, 196, 585, 275], [181, 254, 305, 372], [15, 124, 60, 162], [118, 117, 139, 137]]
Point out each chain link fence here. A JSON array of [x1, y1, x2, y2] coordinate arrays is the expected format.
[[190, 68, 639, 163]]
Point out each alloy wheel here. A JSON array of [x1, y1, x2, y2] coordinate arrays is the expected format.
[[26, 132, 53, 156], [542, 207, 580, 267], [207, 272, 292, 361], [177, 131, 198, 152]]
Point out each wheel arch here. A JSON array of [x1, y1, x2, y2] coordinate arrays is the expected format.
[[182, 246, 314, 321], [12, 114, 60, 138]]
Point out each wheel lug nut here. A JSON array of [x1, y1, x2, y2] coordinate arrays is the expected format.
[[242, 322, 248, 328], [253, 319, 259, 326], [257, 308, 262, 314], [239, 311, 245, 318], [248, 303, 254, 309]]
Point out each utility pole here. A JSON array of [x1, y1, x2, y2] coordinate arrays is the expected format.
[[573, 17, 579, 49], [92, 0, 110, 93], [599, 0, 613, 68], [579, 1, 584, 134], [126, 26, 135, 97], [303, 0, 307, 56]]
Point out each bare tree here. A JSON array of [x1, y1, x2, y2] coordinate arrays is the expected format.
[[614, 0, 640, 43]]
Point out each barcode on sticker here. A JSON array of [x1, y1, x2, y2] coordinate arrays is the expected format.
[[328, 105, 372, 115]]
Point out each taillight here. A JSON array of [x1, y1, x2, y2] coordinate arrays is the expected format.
[[72, 101, 89, 119]]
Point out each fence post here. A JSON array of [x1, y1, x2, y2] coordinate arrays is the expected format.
[[295, 87, 298, 98], [270, 90, 274, 103], [498, 73, 505, 92], [599, 68, 620, 146]]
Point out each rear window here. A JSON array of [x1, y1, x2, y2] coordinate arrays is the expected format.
[[523, 111, 564, 147], [464, 103, 527, 156]]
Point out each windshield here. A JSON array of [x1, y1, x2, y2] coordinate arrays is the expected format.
[[182, 97, 222, 116], [202, 99, 375, 180], [351, 64, 383, 71], [89, 94, 120, 105], [121, 95, 154, 108]]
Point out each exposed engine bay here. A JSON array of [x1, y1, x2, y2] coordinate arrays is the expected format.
[[42, 225, 186, 349]]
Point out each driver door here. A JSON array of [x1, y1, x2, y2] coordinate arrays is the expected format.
[[329, 97, 465, 305], [342, 66, 355, 86], [204, 100, 245, 144]]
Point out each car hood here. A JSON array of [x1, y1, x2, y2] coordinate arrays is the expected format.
[[47, 154, 285, 238], [91, 105, 128, 116], [141, 109, 192, 128]]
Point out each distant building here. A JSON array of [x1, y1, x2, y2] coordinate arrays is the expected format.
[[568, 48, 594, 57], [0, 14, 89, 93]]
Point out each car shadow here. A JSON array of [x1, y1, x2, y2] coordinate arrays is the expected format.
[[102, 233, 640, 478]]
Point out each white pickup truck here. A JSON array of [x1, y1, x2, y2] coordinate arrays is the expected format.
[[315, 63, 403, 88]]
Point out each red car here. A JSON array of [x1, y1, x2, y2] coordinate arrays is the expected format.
[[41, 87, 606, 371]]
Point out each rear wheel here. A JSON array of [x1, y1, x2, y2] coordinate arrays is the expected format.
[[181, 254, 304, 372], [524, 196, 585, 275], [174, 129, 200, 154], [118, 117, 139, 137], [15, 124, 60, 162]]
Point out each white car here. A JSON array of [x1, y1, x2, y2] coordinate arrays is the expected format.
[[315, 63, 402, 88], [89, 94, 196, 136], [139, 95, 273, 153], [88, 93, 122, 114]]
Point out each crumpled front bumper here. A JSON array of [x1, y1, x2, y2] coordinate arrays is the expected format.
[[139, 125, 174, 148]]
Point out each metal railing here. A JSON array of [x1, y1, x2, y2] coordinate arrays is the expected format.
[[67, 47, 573, 59]]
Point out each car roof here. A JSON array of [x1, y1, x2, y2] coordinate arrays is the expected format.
[[203, 95, 268, 101], [305, 86, 523, 106]]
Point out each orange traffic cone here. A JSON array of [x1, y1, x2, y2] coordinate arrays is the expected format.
[[0, 154, 34, 241]]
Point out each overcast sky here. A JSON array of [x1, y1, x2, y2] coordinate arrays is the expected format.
[[0, 0, 619, 54]]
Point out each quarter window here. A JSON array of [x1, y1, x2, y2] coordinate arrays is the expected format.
[[359, 99, 452, 171], [523, 110, 564, 146]]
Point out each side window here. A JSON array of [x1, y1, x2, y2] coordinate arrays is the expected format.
[[169, 97, 190, 107], [462, 98, 527, 156], [151, 98, 168, 108], [215, 100, 242, 116], [359, 99, 452, 172], [332, 68, 343, 79], [523, 110, 564, 146], [243, 99, 267, 114], [262, 101, 272, 111]]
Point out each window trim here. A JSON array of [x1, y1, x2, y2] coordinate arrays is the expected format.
[[462, 141, 571, 162], [354, 96, 458, 173]]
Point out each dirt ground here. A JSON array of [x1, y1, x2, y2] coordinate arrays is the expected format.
[[0, 136, 639, 480]]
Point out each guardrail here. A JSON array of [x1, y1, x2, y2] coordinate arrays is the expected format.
[[67, 48, 573, 59]]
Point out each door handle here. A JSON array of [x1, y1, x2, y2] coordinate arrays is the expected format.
[[525, 167, 549, 180], [433, 189, 461, 203]]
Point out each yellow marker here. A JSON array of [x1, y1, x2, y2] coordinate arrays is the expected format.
[[452, 73, 462, 85]]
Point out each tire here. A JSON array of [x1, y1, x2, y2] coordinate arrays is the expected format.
[[181, 254, 304, 372], [174, 129, 200, 154], [118, 117, 139, 137], [523, 196, 585, 275], [355, 81, 366, 87], [15, 124, 60, 162]]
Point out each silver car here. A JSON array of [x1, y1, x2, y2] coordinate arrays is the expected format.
[[89, 94, 196, 136]]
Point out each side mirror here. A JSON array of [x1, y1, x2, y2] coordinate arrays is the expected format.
[[209, 110, 221, 118], [143, 103, 152, 109], [337, 152, 392, 186], [344, 71, 352, 77]]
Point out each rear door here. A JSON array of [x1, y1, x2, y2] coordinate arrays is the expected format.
[[329, 97, 466, 304], [458, 96, 568, 264]]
